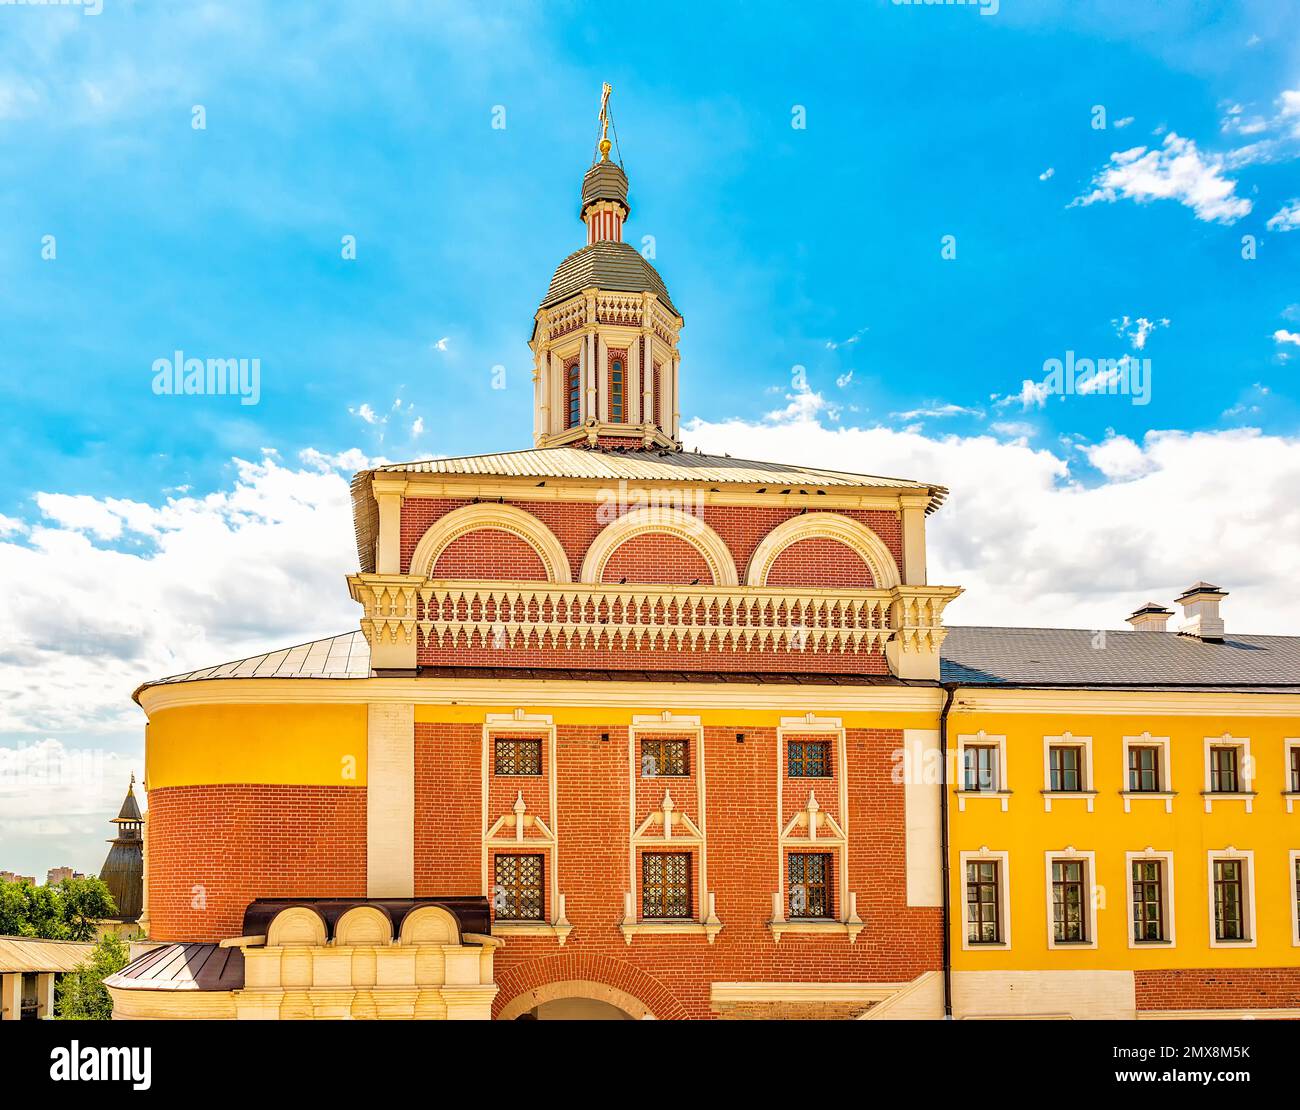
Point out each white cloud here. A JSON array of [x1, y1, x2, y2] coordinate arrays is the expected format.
[[1072, 133, 1252, 224], [0, 739, 139, 876], [835, 370, 854, 388], [682, 398, 1300, 633], [411, 416, 426, 436], [1274, 329, 1300, 347], [1081, 432, 1151, 479], [1038, 167, 1055, 181], [351, 402, 381, 424], [1266, 199, 1300, 231], [431, 337, 450, 352], [990, 421, 1037, 439], [995, 379, 1052, 410], [1112, 315, 1170, 350], [891, 403, 984, 421], [1113, 116, 1134, 129], [824, 327, 867, 351], [0, 453, 361, 738]]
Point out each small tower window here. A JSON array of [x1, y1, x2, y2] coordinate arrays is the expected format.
[[610, 359, 624, 422], [566, 360, 581, 428]]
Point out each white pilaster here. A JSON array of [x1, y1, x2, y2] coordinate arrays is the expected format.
[[367, 703, 415, 898]]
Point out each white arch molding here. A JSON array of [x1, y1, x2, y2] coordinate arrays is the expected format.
[[744, 513, 901, 589], [408, 503, 573, 583], [579, 507, 739, 586]]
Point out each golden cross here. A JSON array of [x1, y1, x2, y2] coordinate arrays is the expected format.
[[598, 82, 612, 159]]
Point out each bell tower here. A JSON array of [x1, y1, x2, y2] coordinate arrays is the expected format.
[[530, 84, 683, 451]]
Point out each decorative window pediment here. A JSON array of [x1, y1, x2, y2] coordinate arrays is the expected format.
[[780, 790, 845, 845], [634, 789, 703, 844]]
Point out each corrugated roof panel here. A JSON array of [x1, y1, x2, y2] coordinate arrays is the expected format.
[[374, 447, 942, 494]]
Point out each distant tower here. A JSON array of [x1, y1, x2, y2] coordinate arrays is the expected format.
[[99, 775, 143, 923], [530, 83, 684, 450]]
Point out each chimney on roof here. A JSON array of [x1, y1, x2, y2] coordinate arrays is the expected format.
[[1175, 581, 1228, 642], [1126, 601, 1174, 633]]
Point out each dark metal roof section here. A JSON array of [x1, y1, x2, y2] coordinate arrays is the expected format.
[[107, 942, 245, 992], [580, 159, 630, 217], [539, 240, 679, 318], [239, 896, 492, 942], [941, 625, 1300, 689], [99, 777, 143, 922]]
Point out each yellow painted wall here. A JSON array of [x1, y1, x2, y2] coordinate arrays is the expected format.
[[949, 709, 1300, 971], [146, 703, 368, 789]]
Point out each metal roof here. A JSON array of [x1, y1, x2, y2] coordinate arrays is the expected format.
[[106, 942, 245, 992], [0, 936, 96, 974], [373, 446, 942, 492], [135, 631, 371, 700], [941, 626, 1300, 688], [134, 624, 1300, 697], [539, 240, 678, 317], [581, 160, 630, 216]]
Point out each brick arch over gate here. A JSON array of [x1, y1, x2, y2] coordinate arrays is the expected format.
[[492, 952, 689, 1020]]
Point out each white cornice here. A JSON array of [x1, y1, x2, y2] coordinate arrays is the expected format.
[[137, 676, 945, 717], [951, 687, 1300, 718]]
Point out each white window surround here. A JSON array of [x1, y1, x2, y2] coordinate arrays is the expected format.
[[481, 711, 572, 945], [1041, 733, 1096, 812], [770, 714, 862, 942], [1201, 733, 1256, 813], [959, 848, 1011, 951], [1206, 848, 1257, 949], [955, 731, 1010, 812], [1043, 848, 1099, 951], [1120, 732, 1175, 813], [1290, 851, 1300, 948], [1284, 740, 1300, 813], [621, 712, 722, 943], [1125, 849, 1177, 949]]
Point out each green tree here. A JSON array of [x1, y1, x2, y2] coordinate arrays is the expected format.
[[0, 879, 31, 936], [56, 877, 117, 941], [0, 876, 117, 940], [55, 933, 129, 1020]]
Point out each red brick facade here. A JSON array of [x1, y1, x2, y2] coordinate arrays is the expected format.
[[399, 498, 901, 673], [147, 784, 367, 942], [409, 720, 940, 1019], [1135, 968, 1300, 1012], [399, 498, 905, 583]]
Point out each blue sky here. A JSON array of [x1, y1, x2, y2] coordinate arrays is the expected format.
[[2, 0, 1300, 874]]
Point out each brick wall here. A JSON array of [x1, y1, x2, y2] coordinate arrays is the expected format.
[[1135, 968, 1300, 1011], [432, 529, 548, 580], [147, 784, 366, 942], [600, 533, 715, 585], [767, 537, 874, 588], [400, 498, 904, 584], [406, 720, 940, 1019]]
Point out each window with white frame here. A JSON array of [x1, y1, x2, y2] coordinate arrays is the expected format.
[[1126, 851, 1175, 946], [1121, 734, 1173, 812], [1202, 734, 1253, 812], [1042, 733, 1094, 810], [1285, 741, 1300, 806], [1207, 850, 1256, 947], [957, 733, 1008, 810], [1044, 849, 1098, 949], [960, 850, 1010, 948], [1291, 851, 1300, 948]]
